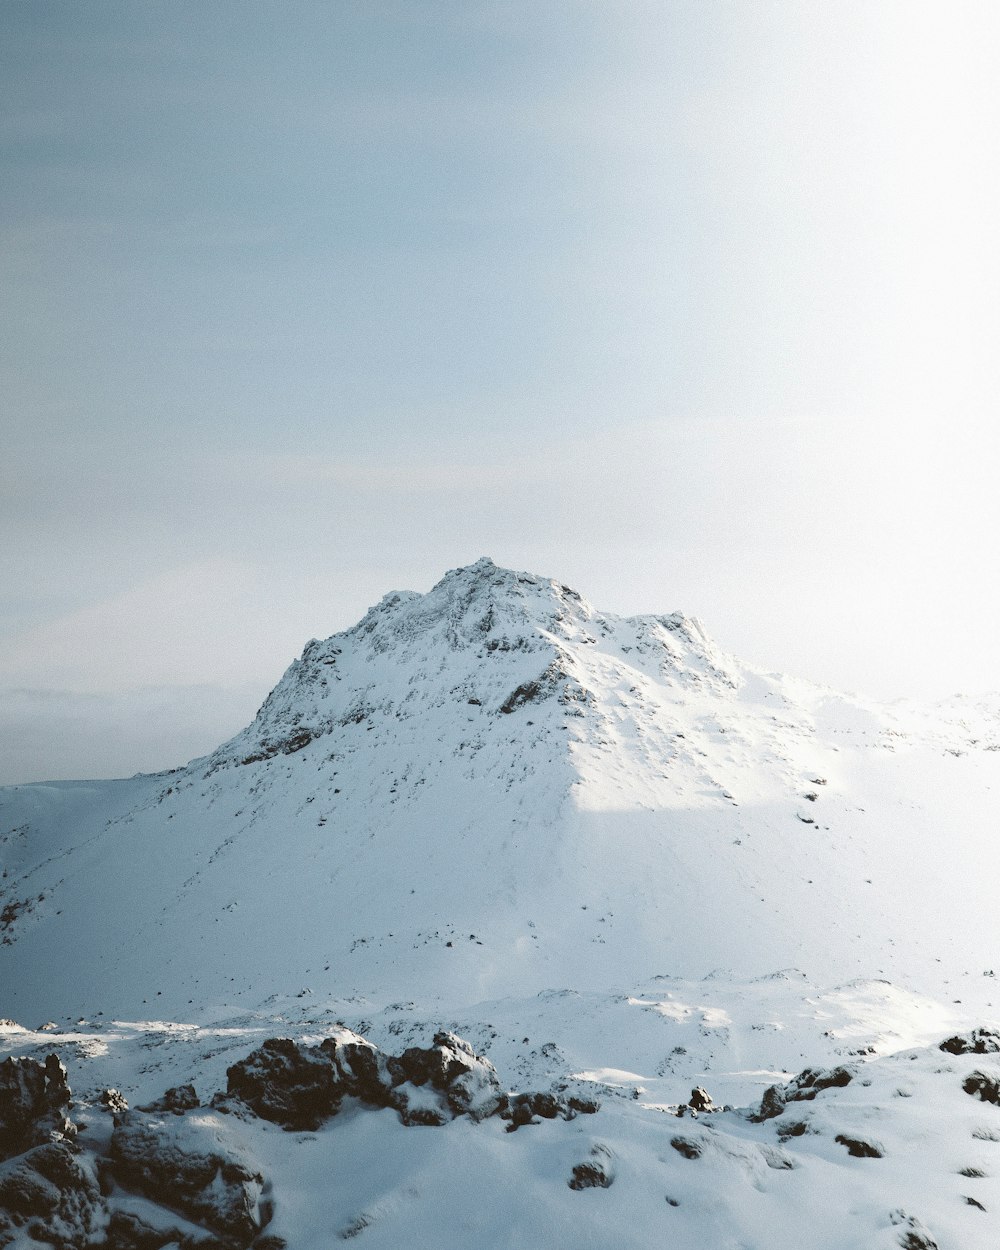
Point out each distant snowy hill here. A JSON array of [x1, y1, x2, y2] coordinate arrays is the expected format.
[[4, 559, 1000, 1249]]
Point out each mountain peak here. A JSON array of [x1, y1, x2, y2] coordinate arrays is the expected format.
[[449, 554, 499, 575], [345, 558, 598, 652], [204, 560, 744, 779]]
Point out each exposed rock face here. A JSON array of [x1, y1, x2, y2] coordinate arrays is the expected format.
[[101, 1089, 129, 1115], [890, 1210, 939, 1250], [318, 1034, 392, 1109], [504, 1091, 563, 1130], [0, 1054, 100, 1248], [226, 1030, 505, 1130], [108, 1109, 268, 1245], [498, 661, 591, 716], [502, 1090, 597, 1131], [751, 1065, 854, 1122], [0, 1054, 75, 1161], [224, 1037, 334, 1129], [0, 1053, 275, 1249]]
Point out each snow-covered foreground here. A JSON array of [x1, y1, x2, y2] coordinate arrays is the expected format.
[[2, 558, 1000, 1246], [3, 980, 1000, 1248]]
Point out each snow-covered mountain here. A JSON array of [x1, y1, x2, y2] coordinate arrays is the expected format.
[[3, 558, 1000, 1249], [3, 556, 999, 1024]]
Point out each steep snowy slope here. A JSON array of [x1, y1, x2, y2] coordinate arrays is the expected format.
[[2, 557, 1000, 1028]]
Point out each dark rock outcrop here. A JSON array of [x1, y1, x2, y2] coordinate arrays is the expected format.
[[670, 1135, 703, 1159], [226, 1029, 511, 1131], [0, 1025, 601, 1246], [835, 1133, 884, 1158], [899, 1228, 939, 1250], [501, 1089, 597, 1131], [318, 1034, 392, 1109], [225, 1030, 394, 1130], [890, 1211, 939, 1250], [139, 1084, 200, 1115], [226, 1036, 349, 1130], [962, 1070, 1000, 1104], [940, 1029, 1000, 1056], [108, 1110, 269, 1245], [568, 1142, 615, 1190], [0, 1054, 75, 1161], [499, 661, 590, 715], [101, 1089, 129, 1115], [0, 1142, 103, 1250], [751, 1065, 854, 1122], [387, 1031, 503, 1124]]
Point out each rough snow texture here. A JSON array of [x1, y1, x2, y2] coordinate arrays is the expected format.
[[3, 557, 1000, 1246]]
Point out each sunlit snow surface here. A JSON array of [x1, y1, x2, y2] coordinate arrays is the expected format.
[[3, 558, 1000, 1246]]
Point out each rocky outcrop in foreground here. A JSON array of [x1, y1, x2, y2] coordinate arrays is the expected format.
[[223, 1029, 596, 1132], [3, 1019, 998, 1249], [0, 1028, 597, 1249], [0, 1055, 103, 1249], [751, 1063, 855, 1123]]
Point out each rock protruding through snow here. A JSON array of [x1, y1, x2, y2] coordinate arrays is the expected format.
[[0, 1054, 74, 1161], [108, 1109, 269, 1245], [752, 1064, 855, 1122], [225, 1028, 593, 1132]]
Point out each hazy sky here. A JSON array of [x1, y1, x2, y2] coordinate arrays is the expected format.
[[3, 1, 999, 784]]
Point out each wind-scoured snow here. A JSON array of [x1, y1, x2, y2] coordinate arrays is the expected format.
[[2, 558, 1000, 1248]]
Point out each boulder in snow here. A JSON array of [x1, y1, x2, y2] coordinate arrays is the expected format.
[[108, 1108, 269, 1245], [387, 1031, 503, 1123], [962, 1069, 1000, 1104], [226, 1036, 346, 1131], [835, 1132, 884, 1158], [751, 1064, 854, 1122], [226, 1030, 391, 1131], [139, 1083, 200, 1115], [0, 1142, 102, 1250], [568, 1142, 615, 1190]]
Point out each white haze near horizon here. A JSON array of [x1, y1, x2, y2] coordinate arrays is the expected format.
[[2, 1, 999, 784]]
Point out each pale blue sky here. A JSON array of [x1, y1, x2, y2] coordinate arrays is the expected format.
[[3, 2, 999, 782]]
